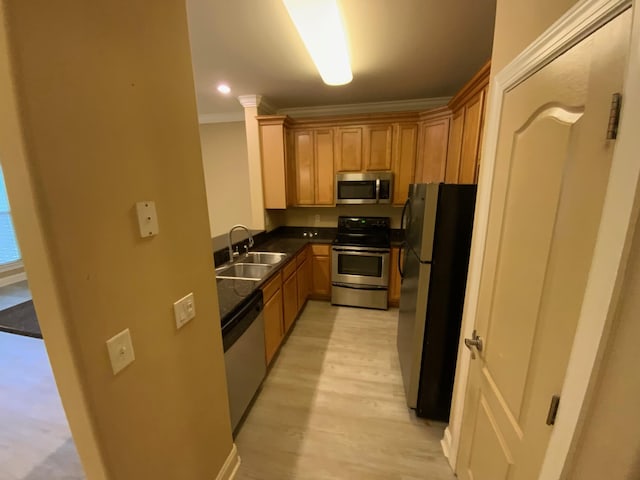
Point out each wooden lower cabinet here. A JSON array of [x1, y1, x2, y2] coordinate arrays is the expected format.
[[263, 288, 283, 365], [310, 244, 331, 299], [262, 246, 328, 365], [261, 272, 283, 366], [283, 265, 298, 334], [296, 257, 311, 312], [388, 247, 403, 307]]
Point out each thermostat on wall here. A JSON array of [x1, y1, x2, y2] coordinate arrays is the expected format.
[[136, 201, 159, 238]]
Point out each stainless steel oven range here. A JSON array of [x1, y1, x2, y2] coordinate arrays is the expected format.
[[331, 216, 390, 310]]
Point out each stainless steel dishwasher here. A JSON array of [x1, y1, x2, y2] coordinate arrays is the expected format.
[[222, 289, 266, 433]]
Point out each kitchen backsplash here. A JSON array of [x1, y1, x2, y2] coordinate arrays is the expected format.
[[267, 205, 404, 230]]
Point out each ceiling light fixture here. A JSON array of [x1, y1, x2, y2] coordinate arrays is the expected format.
[[217, 84, 231, 95], [282, 0, 352, 86]]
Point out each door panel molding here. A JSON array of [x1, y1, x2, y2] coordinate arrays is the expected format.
[[467, 395, 513, 479], [445, 1, 639, 478], [482, 367, 524, 441]]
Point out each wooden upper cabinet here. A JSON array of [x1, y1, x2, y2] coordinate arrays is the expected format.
[[459, 89, 485, 183], [290, 128, 335, 206], [446, 60, 490, 184], [415, 110, 451, 184], [445, 108, 465, 183], [314, 129, 335, 205], [293, 130, 314, 205], [258, 116, 289, 209], [335, 127, 363, 172], [392, 123, 418, 205], [364, 124, 393, 171]]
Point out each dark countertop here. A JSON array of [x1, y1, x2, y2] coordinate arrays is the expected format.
[[215, 237, 328, 324], [214, 226, 403, 324]]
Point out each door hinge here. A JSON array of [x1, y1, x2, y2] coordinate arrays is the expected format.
[[546, 395, 561, 426], [607, 93, 622, 140]]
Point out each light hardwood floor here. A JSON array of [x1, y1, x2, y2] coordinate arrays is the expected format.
[[235, 301, 456, 480], [0, 332, 84, 480]]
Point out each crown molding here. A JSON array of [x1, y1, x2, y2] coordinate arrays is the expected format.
[[237, 94, 262, 108], [258, 98, 276, 115], [198, 112, 245, 124], [277, 97, 451, 118]]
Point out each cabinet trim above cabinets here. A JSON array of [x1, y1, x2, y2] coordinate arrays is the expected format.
[[448, 60, 491, 112]]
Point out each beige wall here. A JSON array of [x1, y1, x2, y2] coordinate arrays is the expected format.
[[491, 0, 580, 73], [567, 217, 640, 479], [199, 122, 253, 237], [0, 1, 233, 479], [278, 205, 404, 229]]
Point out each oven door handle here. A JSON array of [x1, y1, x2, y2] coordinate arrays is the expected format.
[[332, 282, 388, 291], [332, 248, 390, 255]]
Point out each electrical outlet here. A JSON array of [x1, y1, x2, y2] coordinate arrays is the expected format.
[[314, 214, 321, 225], [173, 292, 196, 329], [106, 328, 135, 375], [135, 201, 159, 238]]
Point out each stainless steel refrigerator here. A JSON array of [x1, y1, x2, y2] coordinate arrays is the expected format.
[[396, 183, 477, 421]]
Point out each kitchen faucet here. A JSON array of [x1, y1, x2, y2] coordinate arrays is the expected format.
[[228, 224, 254, 260]]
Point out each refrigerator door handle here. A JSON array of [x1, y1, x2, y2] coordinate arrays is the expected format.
[[398, 242, 405, 279], [400, 198, 410, 233]]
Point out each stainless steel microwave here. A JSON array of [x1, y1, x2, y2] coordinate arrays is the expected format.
[[335, 172, 393, 205]]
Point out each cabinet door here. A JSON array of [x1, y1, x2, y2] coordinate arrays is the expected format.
[[283, 270, 297, 334], [445, 109, 465, 183], [392, 123, 418, 205], [388, 247, 402, 306], [459, 90, 485, 184], [296, 262, 308, 314], [294, 130, 314, 204], [314, 129, 335, 205], [335, 127, 363, 172], [311, 248, 331, 299], [259, 120, 287, 209], [285, 127, 297, 206], [263, 288, 283, 365], [416, 118, 450, 183], [303, 258, 312, 300], [364, 124, 393, 171]]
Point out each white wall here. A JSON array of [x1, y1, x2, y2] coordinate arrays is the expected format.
[[199, 122, 253, 237], [566, 218, 640, 479]]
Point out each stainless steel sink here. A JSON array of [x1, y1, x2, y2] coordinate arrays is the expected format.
[[216, 263, 273, 281], [242, 252, 288, 265]]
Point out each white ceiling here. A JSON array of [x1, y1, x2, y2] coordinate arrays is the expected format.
[[186, 0, 497, 118]]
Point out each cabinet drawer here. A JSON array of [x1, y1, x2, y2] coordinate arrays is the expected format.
[[310, 243, 330, 256], [296, 246, 310, 266], [261, 271, 282, 302], [283, 259, 297, 280]]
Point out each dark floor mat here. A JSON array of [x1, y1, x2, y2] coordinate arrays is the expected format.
[[0, 300, 41, 338]]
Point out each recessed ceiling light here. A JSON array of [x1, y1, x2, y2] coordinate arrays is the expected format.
[[283, 0, 352, 86], [217, 84, 231, 95]]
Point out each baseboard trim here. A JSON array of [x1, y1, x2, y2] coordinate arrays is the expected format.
[[0, 271, 27, 288], [215, 443, 241, 480], [441, 426, 452, 460]]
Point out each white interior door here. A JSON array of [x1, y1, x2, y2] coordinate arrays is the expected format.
[[456, 9, 632, 480]]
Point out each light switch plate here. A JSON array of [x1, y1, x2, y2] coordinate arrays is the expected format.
[[106, 328, 135, 375], [136, 201, 159, 238], [173, 292, 196, 329]]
